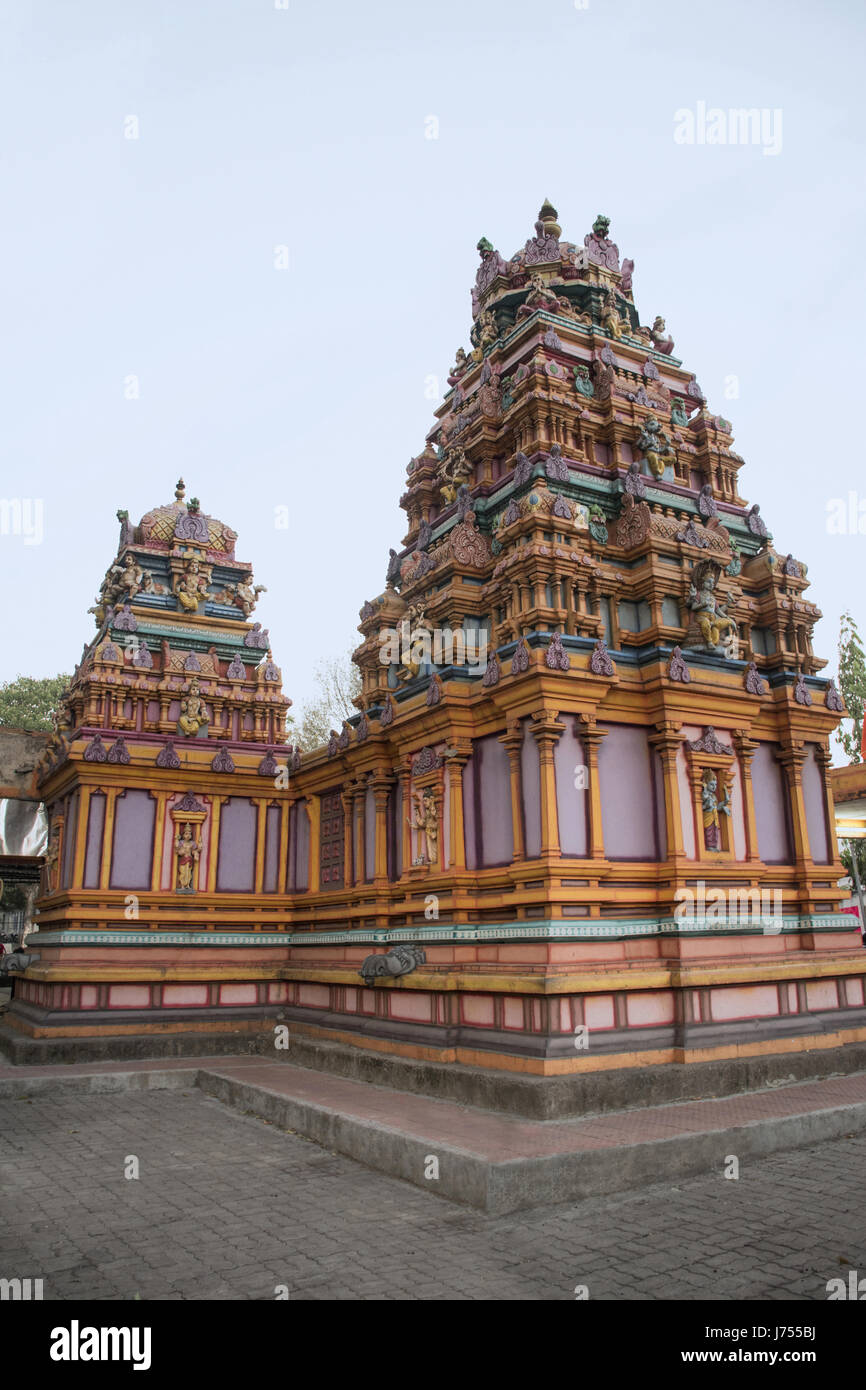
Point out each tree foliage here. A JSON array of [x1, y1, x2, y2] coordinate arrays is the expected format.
[[840, 838, 866, 885], [837, 613, 866, 763], [0, 674, 71, 732], [286, 650, 362, 752]]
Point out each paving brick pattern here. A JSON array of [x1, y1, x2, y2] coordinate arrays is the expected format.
[[2, 1088, 864, 1300]]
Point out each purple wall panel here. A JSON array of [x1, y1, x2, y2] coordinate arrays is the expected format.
[[83, 793, 106, 889], [477, 734, 513, 866], [554, 718, 588, 857], [802, 744, 830, 864], [597, 724, 658, 860], [521, 719, 542, 859], [263, 805, 280, 892], [295, 801, 310, 891], [287, 804, 296, 889], [216, 797, 256, 892], [751, 742, 793, 864], [109, 790, 156, 890]]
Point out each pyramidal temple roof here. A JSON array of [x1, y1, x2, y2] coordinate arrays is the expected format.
[[350, 201, 822, 717]]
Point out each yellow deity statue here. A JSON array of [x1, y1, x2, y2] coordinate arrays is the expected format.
[[178, 677, 209, 736]]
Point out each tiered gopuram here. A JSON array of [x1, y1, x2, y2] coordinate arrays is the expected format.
[[8, 204, 865, 1075]]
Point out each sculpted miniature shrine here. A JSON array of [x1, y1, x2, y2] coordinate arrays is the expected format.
[[6, 204, 865, 1078]]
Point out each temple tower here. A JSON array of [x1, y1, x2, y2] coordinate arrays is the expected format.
[[5, 209, 864, 1075]]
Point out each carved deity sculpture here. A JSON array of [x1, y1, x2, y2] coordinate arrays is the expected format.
[[635, 414, 676, 479], [230, 576, 267, 617], [397, 605, 434, 684], [602, 287, 626, 340], [650, 316, 675, 355], [701, 770, 731, 852], [409, 788, 439, 866], [177, 677, 209, 736], [174, 821, 201, 891], [111, 553, 144, 603], [447, 347, 468, 385], [687, 567, 737, 651], [437, 446, 472, 504], [174, 557, 210, 612]]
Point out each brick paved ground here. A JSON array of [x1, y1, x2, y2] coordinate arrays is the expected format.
[[1, 1088, 864, 1300]]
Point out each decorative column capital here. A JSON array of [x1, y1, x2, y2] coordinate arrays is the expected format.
[[776, 738, 807, 783], [813, 742, 833, 771], [443, 738, 473, 769], [577, 712, 608, 748], [732, 729, 759, 764], [530, 708, 564, 750]]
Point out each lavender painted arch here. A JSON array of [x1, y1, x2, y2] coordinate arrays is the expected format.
[[263, 804, 280, 892], [472, 733, 514, 867], [597, 724, 659, 861], [290, 800, 310, 892], [751, 742, 794, 865], [216, 797, 257, 892], [109, 789, 157, 890], [83, 792, 106, 889]]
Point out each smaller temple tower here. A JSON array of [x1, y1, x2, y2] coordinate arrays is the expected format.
[[7, 483, 296, 1047]]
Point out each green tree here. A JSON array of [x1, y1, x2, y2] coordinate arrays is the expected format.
[[0, 674, 71, 732], [837, 613, 866, 763], [288, 650, 362, 752], [839, 839, 866, 886]]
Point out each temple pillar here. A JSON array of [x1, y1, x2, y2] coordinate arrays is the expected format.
[[206, 796, 224, 892], [499, 722, 525, 862], [732, 731, 763, 865], [73, 787, 92, 887], [399, 762, 412, 874], [446, 741, 471, 871], [277, 795, 294, 894], [531, 708, 563, 860], [648, 722, 686, 866], [98, 788, 121, 888], [254, 798, 268, 893], [579, 715, 609, 862], [305, 793, 320, 893], [151, 791, 170, 891], [354, 780, 367, 886], [370, 771, 394, 887], [340, 786, 355, 887]]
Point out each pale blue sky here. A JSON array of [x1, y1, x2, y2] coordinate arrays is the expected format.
[[1, 0, 863, 747]]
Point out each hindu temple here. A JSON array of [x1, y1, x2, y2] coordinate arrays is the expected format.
[[5, 203, 864, 1079]]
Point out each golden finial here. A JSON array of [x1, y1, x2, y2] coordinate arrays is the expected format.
[[175, 478, 186, 503], [538, 199, 561, 238]]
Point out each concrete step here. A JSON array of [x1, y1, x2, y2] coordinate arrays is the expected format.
[[194, 1061, 866, 1214], [4, 1052, 865, 1214]]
